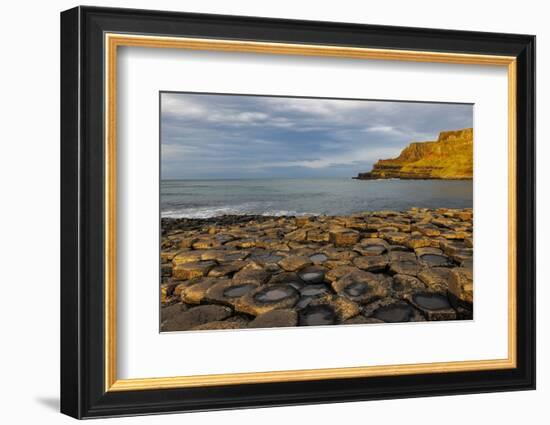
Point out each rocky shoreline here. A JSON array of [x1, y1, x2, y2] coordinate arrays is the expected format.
[[355, 128, 473, 180], [160, 208, 473, 332]]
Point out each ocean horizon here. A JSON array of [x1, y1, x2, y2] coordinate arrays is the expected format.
[[161, 177, 473, 219]]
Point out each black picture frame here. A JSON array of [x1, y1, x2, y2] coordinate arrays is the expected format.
[[61, 5, 536, 419]]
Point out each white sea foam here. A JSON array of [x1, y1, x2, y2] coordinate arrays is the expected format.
[[161, 204, 313, 219]]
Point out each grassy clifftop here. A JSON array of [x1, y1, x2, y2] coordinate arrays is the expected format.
[[355, 128, 473, 180]]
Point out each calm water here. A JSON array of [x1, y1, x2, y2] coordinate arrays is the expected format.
[[161, 178, 472, 218]]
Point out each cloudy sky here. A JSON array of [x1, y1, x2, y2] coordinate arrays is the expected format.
[[161, 92, 472, 180]]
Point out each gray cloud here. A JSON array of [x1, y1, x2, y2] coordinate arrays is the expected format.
[[161, 92, 473, 179]]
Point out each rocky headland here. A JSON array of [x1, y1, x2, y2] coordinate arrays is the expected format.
[[355, 128, 473, 180], [160, 208, 473, 332]]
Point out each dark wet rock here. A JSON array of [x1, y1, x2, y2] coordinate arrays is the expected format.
[[249, 309, 298, 328], [389, 260, 420, 276], [407, 292, 457, 321], [161, 305, 233, 332], [278, 255, 312, 272], [235, 284, 299, 316], [299, 294, 360, 325], [310, 253, 328, 264], [232, 268, 271, 285], [332, 270, 389, 304], [161, 263, 173, 277], [267, 271, 305, 289], [461, 258, 473, 271], [299, 304, 337, 326], [215, 251, 250, 262], [173, 260, 217, 280], [249, 253, 284, 268], [300, 284, 331, 297], [205, 279, 259, 307], [353, 244, 387, 256], [160, 303, 189, 322], [298, 265, 326, 284], [208, 260, 247, 277], [343, 315, 384, 325], [373, 302, 416, 323], [418, 254, 453, 268], [353, 255, 389, 272], [192, 316, 250, 330]]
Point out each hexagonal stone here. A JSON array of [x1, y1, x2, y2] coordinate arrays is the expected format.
[[332, 270, 389, 304], [404, 235, 433, 249], [382, 231, 409, 245], [391, 274, 426, 297], [285, 228, 307, 241], [448, 267, 473, 305], [413, 223, 441, 237], [278, 255, 312, 272], [297, 265, 326, 284], [342, 315, 384, 325], [249, 309, 298, 329], [172, 260, 217, 280], [307, 229, 329, 242], [309, 253, 328, 264], [234, 284, 300, 316], [268, 271, 305, 289], [329, 230, 360, 247], [298, 304, 337, 326], [353, 255, 389, 272], [160, 303, 189, 322], [208, 260, 247, 277], [161, 305, 233, 332], [192, 237, 222, 250], [406, 292, 457, 321], [204, 279, 259, 307], [325, 265, 360, 282], [172, 250, 203, 265], [372, 301, 417, 323], [232, 268, 271, 285], [353, 244, 387, 256], [389, 260, 420, 276], [161, 250, 180, 263], [417, 267, 453, 292], [181, 277, 224, 304]]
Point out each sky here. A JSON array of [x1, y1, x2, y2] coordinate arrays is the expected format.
[[160, 92, 473, 180]]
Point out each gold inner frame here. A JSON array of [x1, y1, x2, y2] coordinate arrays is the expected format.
[[104, 33, 517, 392]]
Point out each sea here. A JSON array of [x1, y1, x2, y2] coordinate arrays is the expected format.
[[160, 178, 472, 219]]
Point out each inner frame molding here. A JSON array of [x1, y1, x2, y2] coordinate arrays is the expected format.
[[104, 33, 517, 392]]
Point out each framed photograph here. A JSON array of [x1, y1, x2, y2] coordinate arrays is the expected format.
[[60, 6, 535, 419]]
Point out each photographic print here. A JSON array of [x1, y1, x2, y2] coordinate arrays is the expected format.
[[159, 92, 474, 332]]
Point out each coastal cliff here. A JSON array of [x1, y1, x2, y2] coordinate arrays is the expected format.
[[355, 128, 473, 180]]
